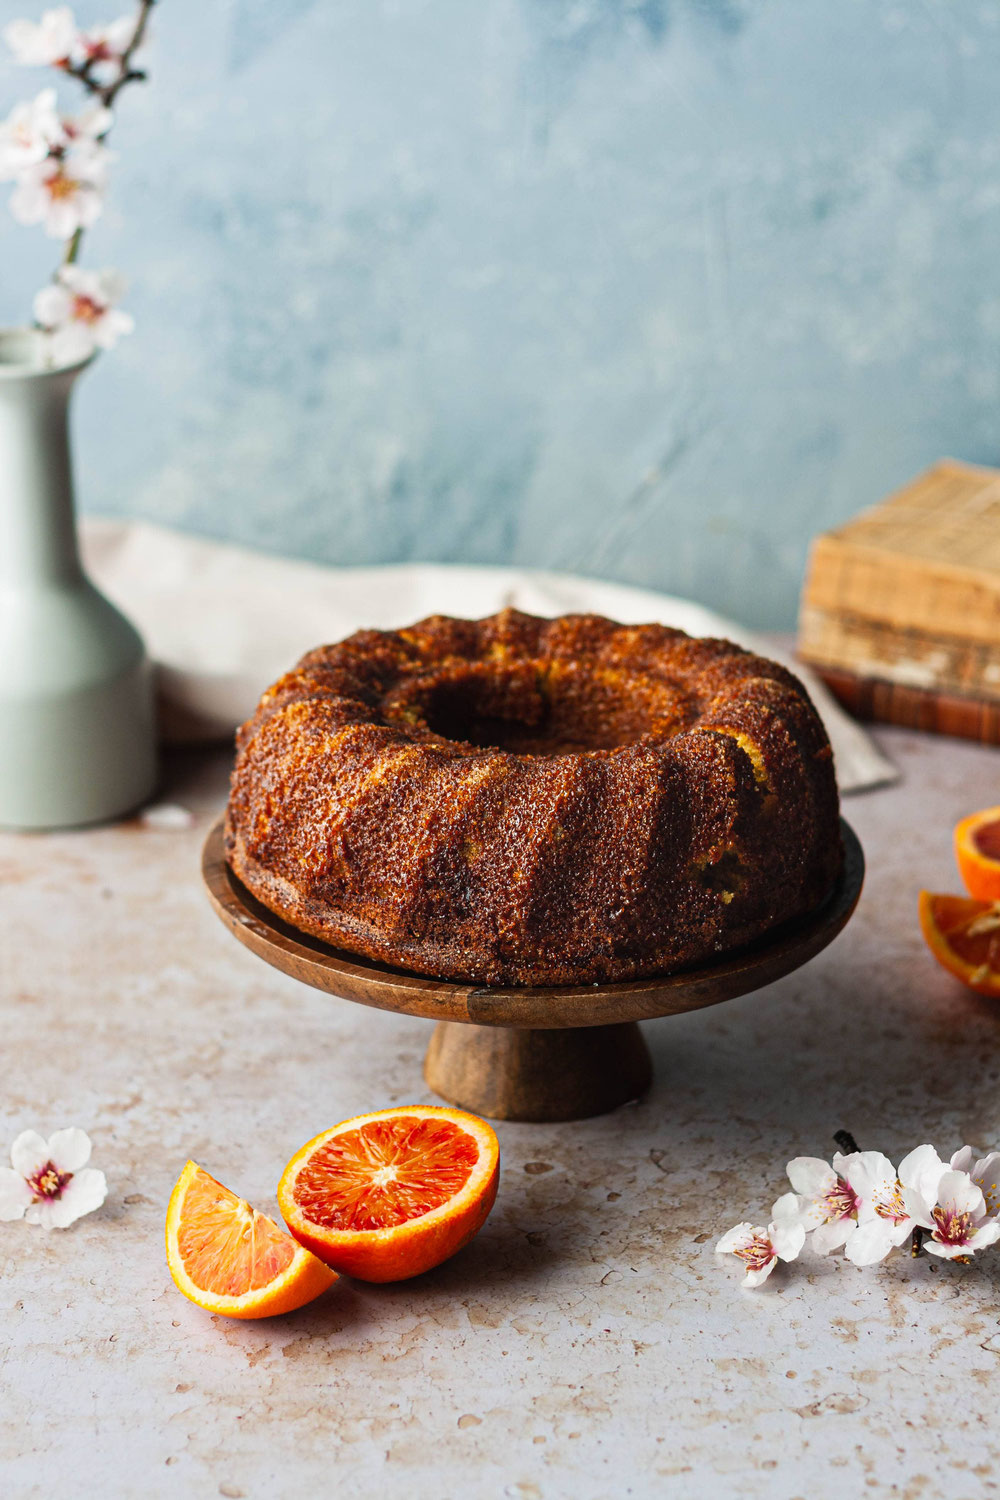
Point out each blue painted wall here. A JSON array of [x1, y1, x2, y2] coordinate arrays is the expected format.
[[2, 0, 1000, 626]]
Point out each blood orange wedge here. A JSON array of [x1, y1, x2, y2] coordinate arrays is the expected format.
[[165, 1161, 337, 1319], [955, 806, 1000, 901], [277, 1106, 500, 1283], [918, 891, 1000, 997]]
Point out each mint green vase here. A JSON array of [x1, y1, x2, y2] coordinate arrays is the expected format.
[[0, 328, 156, 829]]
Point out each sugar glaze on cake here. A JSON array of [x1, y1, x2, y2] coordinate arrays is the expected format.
[[225, 609, 842, 987]]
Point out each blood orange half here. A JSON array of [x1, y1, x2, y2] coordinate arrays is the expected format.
[[166, 1161, 337, 1318], [955, 806, 1000, 901], [277, 1106, 500, 1282], [918, 891, 1000, 998]]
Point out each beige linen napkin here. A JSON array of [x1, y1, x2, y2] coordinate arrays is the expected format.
[[80, 518, 896, 794]]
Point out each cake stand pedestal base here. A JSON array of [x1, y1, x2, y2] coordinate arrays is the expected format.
[[201, 817, 863, 1124], [424, 1020, 653, 1123]]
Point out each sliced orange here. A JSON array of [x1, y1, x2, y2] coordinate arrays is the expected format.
[[955, 806, 1000, 901], [277, 1106, 500, 1283], [165, 1161, 337, 1318], [918, 891, 1000, 997]]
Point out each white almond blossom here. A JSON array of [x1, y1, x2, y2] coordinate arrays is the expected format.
[[10, 141, 108, 237], [79, 15, 138, 68], [0, 1127, 106, 1229], [62, 100, 114, 145], [720, 1138, 1000, 1288], [0, 88, 62, 179], [837, 1150, 916, 1266], [3, 7, 77, 68], [771, 1152, 866, 1254], [950, 1146, 1000, 1218], [715, 1219, 806, 1287], [34, 264, 133, 363], [2, 5, 148, 353], [839, 1145, 944, 1265], [903, 1167, 1000, 1261]]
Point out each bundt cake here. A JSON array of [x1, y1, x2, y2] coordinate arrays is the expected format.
[[225, 609, 842, 987]]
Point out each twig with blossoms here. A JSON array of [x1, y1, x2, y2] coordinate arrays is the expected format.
[[716, 1131, 1000, 1287], [0, 3, 155, 361]]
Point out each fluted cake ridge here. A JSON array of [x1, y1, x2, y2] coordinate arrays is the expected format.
[[225, 609, 842, 986]]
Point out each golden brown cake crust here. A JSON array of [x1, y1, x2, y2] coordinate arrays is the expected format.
[[225, 609, 842, 986]]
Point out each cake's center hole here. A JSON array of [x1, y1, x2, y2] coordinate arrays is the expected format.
[[392, 661, 689, 754]]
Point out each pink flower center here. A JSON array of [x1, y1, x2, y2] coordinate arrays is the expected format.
[[28, 1161, 72, 1200], [72, 294, 103, 325], [83, 40, 117, 62], [734, 1234, 774, 1273], [931, 1205, 973, 1246], [46, 169, 80, 201], [822, 1177, 861, 1223]]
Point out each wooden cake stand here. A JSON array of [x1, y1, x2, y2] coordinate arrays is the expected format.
[[202, 818, 863, 1123]]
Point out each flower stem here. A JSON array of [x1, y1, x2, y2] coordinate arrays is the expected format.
[[47, 0, 156, 288], [63, 229, 82, 266], [62, 0, 156, 111], [833, 1130, 860, 1155]]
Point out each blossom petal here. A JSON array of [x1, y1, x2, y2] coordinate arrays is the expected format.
[[33, 283, 72, 326], [24, 1197, 60, 1229], [887, 1216, 916, 1248], [844, 1219, 898, 1266], [0, 1168, 33, 1220], [769, 1219, 805, 1263], [842, 1150, 897, 1197], [898, 1144, 946, 1204], [950, 1145, 975, 1174], [771, 1190, 824, 1230], [923, 1239, 971, 1261], [785, 1157, 836, 1196], [967, 1220, 1000, 1251], [810, 1218, 853, 1255], [936, 1170, 985, 1219], [716, 1221, 755, 1255], [10, 1129, 49, 1179], [901, 1186, 934, 1229], [3, 8, 76, 67], [743, 1259, 778, 1287], [46, 1128, 91, 1174], [49, 323, 97, 365], [93, 308, 134, 349], [973, 1153, 1000, 1215], [41, 1168, 106, 1228]]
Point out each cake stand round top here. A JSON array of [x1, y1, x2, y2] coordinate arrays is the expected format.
[[201, 817, 864, 1029]]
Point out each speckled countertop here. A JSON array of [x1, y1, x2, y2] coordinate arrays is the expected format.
[[3, 725, 1000, 1500]]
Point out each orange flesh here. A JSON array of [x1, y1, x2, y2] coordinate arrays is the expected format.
[[927, 895, 1000, 970], [974, 821, 1000, 862], [292, 1116, 480, 1231], [177, 1167, 295, 1296]]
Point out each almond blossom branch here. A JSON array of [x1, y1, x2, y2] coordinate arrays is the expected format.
[[56, 0, 155, 267], [718, 1138, 1000, 1287], [62, 0, 155, 112], [833, 1127, 924, 1257], [1, 4, 156, 359]]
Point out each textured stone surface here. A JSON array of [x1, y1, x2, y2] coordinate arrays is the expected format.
[[3, 722, 1000, 1496], [3, 2, 1000, 626]]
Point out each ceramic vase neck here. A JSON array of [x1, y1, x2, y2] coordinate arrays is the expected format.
[[0, 329, 92, 590]]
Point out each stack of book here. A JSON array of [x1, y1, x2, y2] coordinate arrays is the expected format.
[[798, 459, 1000, 744]]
